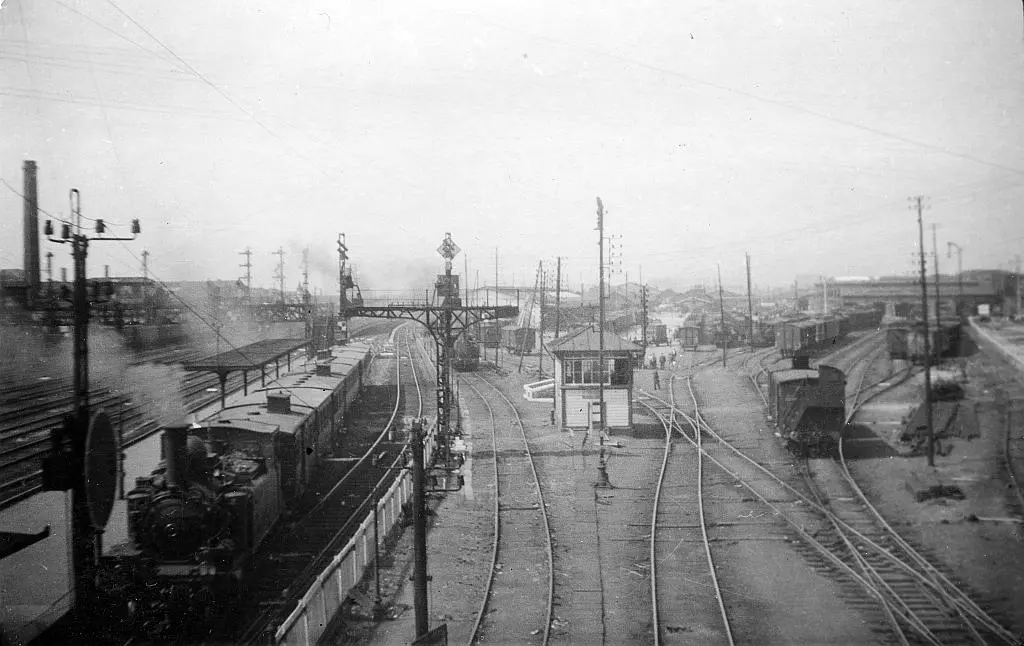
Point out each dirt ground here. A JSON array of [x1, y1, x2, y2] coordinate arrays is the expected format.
[[847, 328, 1024, 639]]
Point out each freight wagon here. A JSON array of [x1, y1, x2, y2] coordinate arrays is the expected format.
[[453, 335, 481, 371], [477, 321, 501, 348], [502, 326, 536, 354], [647, 323, 669, 346], [675, 325, 700, 349], [769, 364, 847, 457], [886, 320, 961, 363]]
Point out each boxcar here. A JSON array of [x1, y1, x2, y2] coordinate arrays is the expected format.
[[676, 325, 700, 349], [477, 321, 501, 348], [648, 323, 669, 346]]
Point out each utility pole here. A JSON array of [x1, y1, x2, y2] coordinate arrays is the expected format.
[[947, 242, 963, 316], [1011, 256, 1019, 319], [239, 247, 253, 311], [596, 197, 610, 487], [717, 264, 727, 367], [273, 247, 286, 304], [911, 196, 935, 467], [495, 247, 500, 367], [141, 250, 149, 280], [410, 419, 429, 640], [822, 275, 829, 315], [555, 256, 562, 339], [932, 224, 941, 328], [46, 251, 53, 284], [640, 283, 649, 353], [539, 263, 546, 377], [746, 253, 754, 349], [302, 246, 311, 307], [43, 190, 140, 627]]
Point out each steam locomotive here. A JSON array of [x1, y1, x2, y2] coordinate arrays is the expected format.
[[111, 342, 371, 635]]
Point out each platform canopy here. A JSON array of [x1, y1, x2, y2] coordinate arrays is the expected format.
[[184, 338, 307, 372]]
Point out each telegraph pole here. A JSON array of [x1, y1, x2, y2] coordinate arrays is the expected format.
[[947, 242, 963, 316], [717, 264, 727, 366], [640, 283, 649, 353], [596, 197, 610, 487], [1011, 256, 1019, 319], [554, 256, 562, 339], [410, 419, 429, 640], [746, 253, 754, 349], [539, 263, 546, 377], [495, 247, 500, 367], [302, 246, 311, 307], [911, 196, 935, 467], [932, 224, 941, 328], [273, 247, 286, 304]]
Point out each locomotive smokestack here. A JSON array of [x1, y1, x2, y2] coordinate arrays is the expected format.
[[23, 160, 40, 305], [162, 425, 188, 488]]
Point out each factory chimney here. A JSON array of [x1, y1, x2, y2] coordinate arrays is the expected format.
[[23, 160, 40, 305]]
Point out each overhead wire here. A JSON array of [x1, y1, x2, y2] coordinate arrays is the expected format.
[[445, 9, 1024, 179]]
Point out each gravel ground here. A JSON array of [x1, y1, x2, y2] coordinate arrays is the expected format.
[[319, 329, 1024, 645], [847, 331, 1024, 640], [687, 365, 884, 645]]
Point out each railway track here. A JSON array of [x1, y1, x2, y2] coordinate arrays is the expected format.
[[1, 319, 398, 508], [462, 372, 554, 646], [640, 358, 734, 646], [653, 365, 1018, 645]]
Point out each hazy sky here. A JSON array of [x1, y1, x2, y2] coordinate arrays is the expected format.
[[2, 0, 1023, 295]]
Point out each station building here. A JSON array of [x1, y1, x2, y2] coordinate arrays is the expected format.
[[810, 271, 1014, 315], [548, 327, 644, 432]]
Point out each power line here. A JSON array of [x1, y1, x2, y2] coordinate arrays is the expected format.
[[103, 0, 343, 185], [448, 10, 1024, 179]]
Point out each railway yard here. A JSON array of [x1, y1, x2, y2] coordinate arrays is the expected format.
[[306, 318, 1024, 645], [3, 312, 1024, 645]]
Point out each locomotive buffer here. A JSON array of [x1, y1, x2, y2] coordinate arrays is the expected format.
[[340, 234, 517, 455]]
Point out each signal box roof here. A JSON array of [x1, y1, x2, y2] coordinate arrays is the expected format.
[[184, 338, 307, 372], [547, 327, 644, 354]]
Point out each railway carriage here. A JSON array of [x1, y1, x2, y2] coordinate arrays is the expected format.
[[113, 342, 371, 635], [768, 364, 846, 457]]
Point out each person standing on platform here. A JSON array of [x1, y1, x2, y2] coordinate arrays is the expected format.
[[653, 370, 661, 391]]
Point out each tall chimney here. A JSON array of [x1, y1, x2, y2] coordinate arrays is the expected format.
[[23, 160, 40, 304]]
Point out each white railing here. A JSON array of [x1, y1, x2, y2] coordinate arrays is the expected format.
[[274, 418, 439, 646], [523, 378, 555, 403]]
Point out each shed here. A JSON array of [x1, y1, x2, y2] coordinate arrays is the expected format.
[[547, 327, 644, 432]]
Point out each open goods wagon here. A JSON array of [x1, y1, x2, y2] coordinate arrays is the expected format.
[[769, 364, 847, 457]]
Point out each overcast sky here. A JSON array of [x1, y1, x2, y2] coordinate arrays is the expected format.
[[2, 0, 1023, 295]]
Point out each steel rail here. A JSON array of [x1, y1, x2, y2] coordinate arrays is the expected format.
[[471, 371, 555, 646], [840, 356, 1015, 644], [675, 375, 735, 646]]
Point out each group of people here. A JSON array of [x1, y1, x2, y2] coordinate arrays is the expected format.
[[647, 349, 680, 390]]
